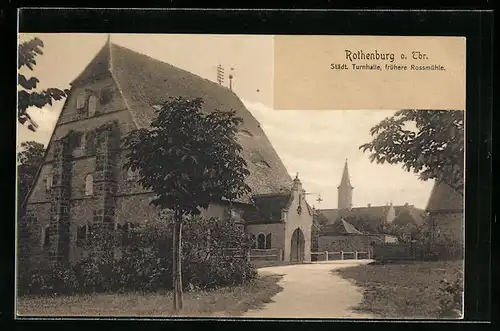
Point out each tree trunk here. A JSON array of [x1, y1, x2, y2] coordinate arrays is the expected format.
[[171, 219, 178, 312], [177, 221, 183, 310]]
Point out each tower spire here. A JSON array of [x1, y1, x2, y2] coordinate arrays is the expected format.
[[337, 158, 354, 209]]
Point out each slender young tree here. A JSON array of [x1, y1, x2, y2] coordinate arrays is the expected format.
[[360, 110, 464, 195], [123, 97, 251, 312], [18, 37, 69, 131]]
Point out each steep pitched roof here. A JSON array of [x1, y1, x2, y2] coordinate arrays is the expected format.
[[323, 219, 363, 235], [71, 42, 292, 203], [426, 181, 464, 212]]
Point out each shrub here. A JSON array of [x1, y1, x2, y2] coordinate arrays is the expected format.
[[19, 215, 258, 296], [438, 274, 463, 318]]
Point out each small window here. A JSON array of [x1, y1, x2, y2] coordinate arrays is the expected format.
[[126, 168, 137, 182], [265, 233, 272, 249], [84, 174, 93, 196], [257, 233, 266, 249], [121, 222, 136, 246], [80, 133, 86, 150], [77, 225, 91, 247], [45, 173, 53, 191], [76, 94, 86, 109], [85, 131, 96, 155], [88, 95, 98, 117], [43, 226, 50, 248]]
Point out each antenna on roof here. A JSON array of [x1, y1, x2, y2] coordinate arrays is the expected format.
[[216, 64, 225, 85], [229, 67, 235, 91]]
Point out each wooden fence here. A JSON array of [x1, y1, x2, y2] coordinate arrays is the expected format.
[[311, 250, 371, 261]]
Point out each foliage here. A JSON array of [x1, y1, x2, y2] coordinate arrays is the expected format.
[[18, 216, 257, 296], [360, 110, 464, 195], [17, 141, 45, 210], [18, 37, 70, 131]]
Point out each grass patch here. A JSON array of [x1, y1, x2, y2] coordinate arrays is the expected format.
[[335, 260, 464, 319], [16, 274, 283, 317]]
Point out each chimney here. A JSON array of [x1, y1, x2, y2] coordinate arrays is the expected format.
[[367, 203, 371, 207]]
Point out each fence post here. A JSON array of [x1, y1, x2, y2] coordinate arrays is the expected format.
[[355, 251, 358, 260], [368, 250, 371, 260], [325, 251, 328, 261], [341, 251, 344, 260]]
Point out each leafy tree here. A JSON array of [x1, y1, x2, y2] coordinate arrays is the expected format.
[[123, 96, 251, 312], [17, 141, 45, 210], [18, 37, 69, 131], [360, 110, 464, 195]]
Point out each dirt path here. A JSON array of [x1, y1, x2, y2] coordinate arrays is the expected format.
[[243, 260, 377, 319]]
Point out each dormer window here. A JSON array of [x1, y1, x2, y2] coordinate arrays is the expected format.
[[88, 95, 98, 117], [255, 160, 271, 169], [238, 129, 253, 137]]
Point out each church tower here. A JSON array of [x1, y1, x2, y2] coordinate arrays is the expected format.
[[337, 159, 354, 209]]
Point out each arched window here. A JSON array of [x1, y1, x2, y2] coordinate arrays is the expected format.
[[257, 233, 266, 249], [265, 233, 272, 249], [84, 174, 93, 196], [88, 95, 98, 117]]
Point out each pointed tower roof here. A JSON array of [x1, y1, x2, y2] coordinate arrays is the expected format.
[[339, 159, 353, 188]]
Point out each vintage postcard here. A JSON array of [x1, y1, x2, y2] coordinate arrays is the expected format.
[[16, 33, 465, 319]]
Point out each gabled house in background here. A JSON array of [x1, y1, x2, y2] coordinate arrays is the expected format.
[[20, 38, 313, 269], [317, 159, 426, 234], [425, 180, 464, 244]]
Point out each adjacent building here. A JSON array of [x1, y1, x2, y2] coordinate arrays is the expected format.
[[318, 159, 426, 233]]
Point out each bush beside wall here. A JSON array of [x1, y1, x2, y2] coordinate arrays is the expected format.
[[18, 216, 257, 296]]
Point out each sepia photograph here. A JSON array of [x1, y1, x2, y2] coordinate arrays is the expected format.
[[16, 33, 465, 319]]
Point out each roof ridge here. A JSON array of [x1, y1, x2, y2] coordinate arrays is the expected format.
[[109, 42, 233, 94]]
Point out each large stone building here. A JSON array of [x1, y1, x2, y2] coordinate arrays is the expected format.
[[20, 39, 313, 269], [318, 160, 426, 232]]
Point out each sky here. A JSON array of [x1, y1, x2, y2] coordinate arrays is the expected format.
[[17, 33, 435, 209]]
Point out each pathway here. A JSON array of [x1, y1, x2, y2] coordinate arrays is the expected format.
[[243, 260, 377, 319]]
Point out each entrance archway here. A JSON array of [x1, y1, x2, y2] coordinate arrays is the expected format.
[[290, 228, 305, 262]]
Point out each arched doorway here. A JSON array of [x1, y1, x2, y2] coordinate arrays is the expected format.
[[290, 228, 305, 262]]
